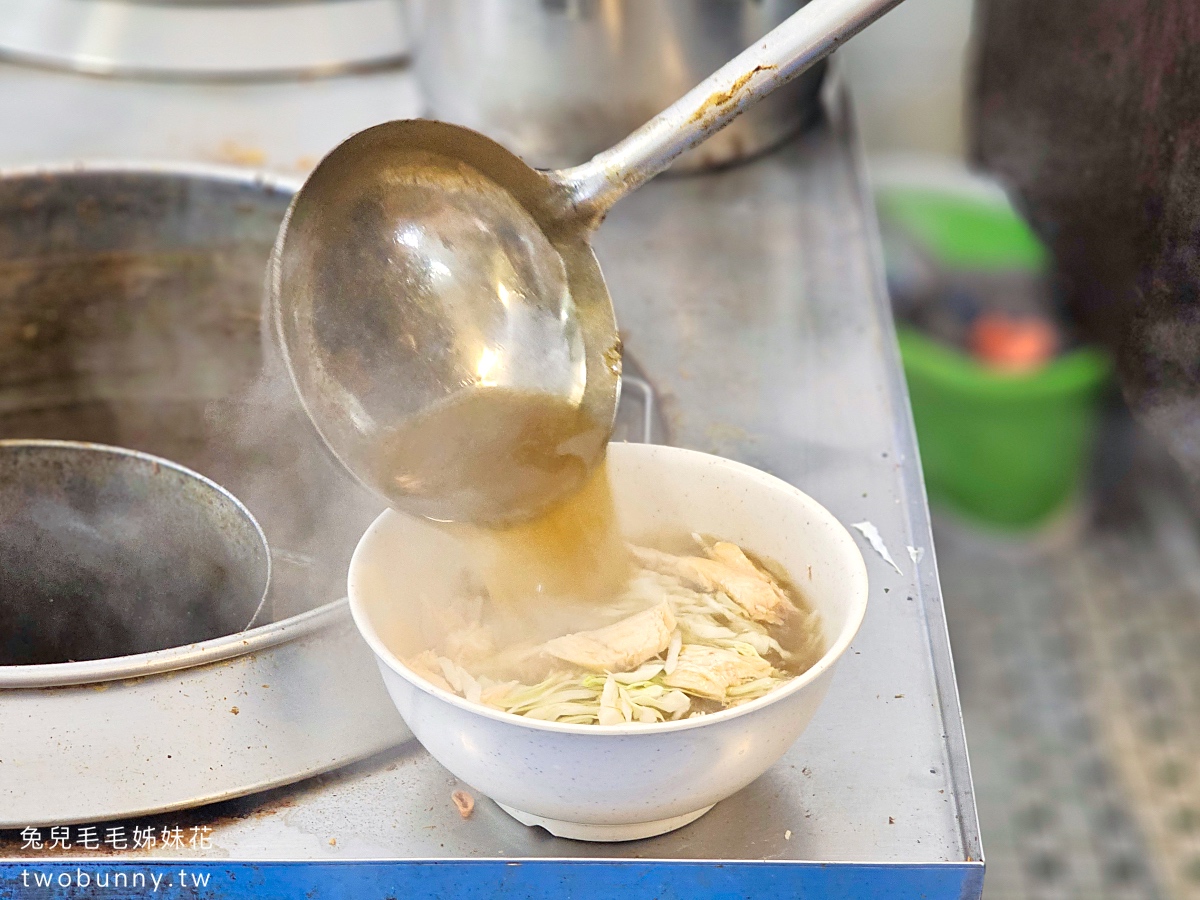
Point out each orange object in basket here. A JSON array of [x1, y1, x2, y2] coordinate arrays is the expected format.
[[969, 313, 1059, 372]]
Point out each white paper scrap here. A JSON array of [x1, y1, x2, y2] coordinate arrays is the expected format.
[[907, 545, 925, 565], [851, 521, 903, 575]]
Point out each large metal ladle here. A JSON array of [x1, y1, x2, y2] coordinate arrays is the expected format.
[[270, 0, 904, 526]]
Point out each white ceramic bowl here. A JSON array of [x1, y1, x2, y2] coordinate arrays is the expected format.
[[348, 443, 868, 841]]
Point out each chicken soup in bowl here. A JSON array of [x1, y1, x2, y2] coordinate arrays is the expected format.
[[348, 443, 868, 841]]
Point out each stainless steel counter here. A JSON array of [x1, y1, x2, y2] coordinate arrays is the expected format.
[[0, 60, 981, 898]]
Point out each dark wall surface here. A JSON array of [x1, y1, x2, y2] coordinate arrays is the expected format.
[[972, 0, 1200, 480]]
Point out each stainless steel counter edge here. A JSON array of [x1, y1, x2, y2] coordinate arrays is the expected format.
[[838, 89, 985, 868], [0, 859, 984, 899]]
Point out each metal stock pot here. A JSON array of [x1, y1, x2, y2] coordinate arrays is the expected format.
[[411, 0, 826, 172], [0, 0, 411, 80], [0, 164, 408, 827]]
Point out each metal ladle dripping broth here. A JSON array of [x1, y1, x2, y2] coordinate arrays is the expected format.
[[271, 0, 904, 527]]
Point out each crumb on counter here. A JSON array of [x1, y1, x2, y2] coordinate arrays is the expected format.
[[452, 790, 475, 819]]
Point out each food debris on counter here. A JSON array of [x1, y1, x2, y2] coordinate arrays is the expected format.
[[851, 521, 903, 575], [452, 790, 475, 819]]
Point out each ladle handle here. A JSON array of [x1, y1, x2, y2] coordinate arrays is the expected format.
[[552, 0, 905, 221]]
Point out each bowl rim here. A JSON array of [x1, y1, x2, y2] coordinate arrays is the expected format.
[[348, 443, 869, 736]]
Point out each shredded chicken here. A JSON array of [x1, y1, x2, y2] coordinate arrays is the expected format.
[[542, 601, 675, 673], [660, 644, 773, 701], [402, 539, 819, 725], [445, 621, 494, 664], [630, 541, 796, 625], [470, 640, 558, 684]]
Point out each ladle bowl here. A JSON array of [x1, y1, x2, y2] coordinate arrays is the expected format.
[[271, 122, 620, 526]]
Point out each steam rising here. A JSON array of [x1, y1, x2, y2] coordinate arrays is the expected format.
[[0, 227, 383, 665], [0, 451, 265, 665]]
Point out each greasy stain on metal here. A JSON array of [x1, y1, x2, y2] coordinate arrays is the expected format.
[[689, 65, 779, 125], [603, 339, 623, 377], [0, 787, 307, 856]]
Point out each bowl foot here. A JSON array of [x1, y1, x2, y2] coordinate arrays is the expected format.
[[495, 802, 716, 842]]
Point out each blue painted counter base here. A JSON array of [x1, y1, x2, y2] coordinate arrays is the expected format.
[[1, 860, 983, 899]]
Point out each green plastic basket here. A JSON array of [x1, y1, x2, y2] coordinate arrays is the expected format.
[[879, 181, 1110, 529], [899, 328, 1109, 528], [876, 185, 1048, 273]]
